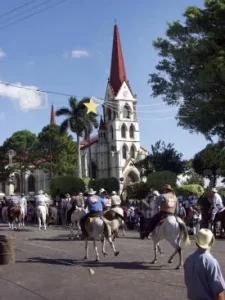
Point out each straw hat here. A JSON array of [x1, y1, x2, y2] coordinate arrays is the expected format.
[[211, 188, 218, 193], [38, 190, 44, 195], [111, 191, 117, 195], [162, 184, 173, 191], [153, 190, 160, 196], [99, 188, 105, 193], [88, 188, 96, 195], [196, 229, 215, 250]]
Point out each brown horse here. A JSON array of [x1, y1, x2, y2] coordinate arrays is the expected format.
[[8, 206, 22, 230], [214, 209, 225, 238]]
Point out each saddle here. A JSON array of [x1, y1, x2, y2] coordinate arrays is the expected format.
[[156, 217, 167, 227], [85, 215, 101, 232]]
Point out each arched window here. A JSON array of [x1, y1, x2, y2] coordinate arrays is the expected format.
[[110, 126, 113, 140], [28, 174, 35, 192], [123, 104, 131, 119], [130, 145, 135, 158], [122, 145, 127, 159], [129, 124, 135, 139], [121, 124, 126, 138], [108, 109, 112, 120], [14, 173, 21, 193]]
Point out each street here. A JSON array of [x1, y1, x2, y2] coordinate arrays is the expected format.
[[0, 224, 225, 300]]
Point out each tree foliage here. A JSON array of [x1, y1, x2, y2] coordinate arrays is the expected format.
[[175, 184, 204, 197], [147, 170, 177, 191], [149, 0, 225, 139], [192, 142, 225, 186], [89, 177, 120, 193], [36, 124, 77, 176], [136, 140, 185, 175], [49, 176, 85, 198], [126, 182, 149, 200]]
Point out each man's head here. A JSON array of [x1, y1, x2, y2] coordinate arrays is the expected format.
[[196, 228, 215, 250], [211, 187, 218, 194], [162, 184, 173, 193], [111, 191, 117, 196], [153, 190, 160, 197]]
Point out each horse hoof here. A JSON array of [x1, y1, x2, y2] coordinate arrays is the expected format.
[[176, 265, 182, 270], [168, 260, 173, 264], [69, 237, 72, 240], [114, 251, 119, 257], [151, 260, 157, 264], [103, 252, 108, 257], [84, 256, 88, 260], [95, 258, 100, 262]]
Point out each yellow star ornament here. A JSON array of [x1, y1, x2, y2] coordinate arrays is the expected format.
[[84, 99, 99, 114]]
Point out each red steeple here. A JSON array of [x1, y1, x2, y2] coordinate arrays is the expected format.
[[109, 24, 129, 95], [50, 105, 55, 124]]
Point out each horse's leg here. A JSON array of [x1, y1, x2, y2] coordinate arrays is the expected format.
[[151, 240, 158, 264], [168, 239, 182, 269], [69, 221, 75, 240], [102, 237, 107, 256], [84, 239, 88, 259], [157, 243, 164, 255], [93, 240, 100, 261], [107, 236, 119, 257], [38, 215, 41, 230]]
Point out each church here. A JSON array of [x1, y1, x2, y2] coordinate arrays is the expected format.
[[79, 24, 148, 191], [0, 24, 147, 196]]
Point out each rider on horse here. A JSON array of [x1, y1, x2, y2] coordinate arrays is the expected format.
[[142, 184, 178, 238], [80, 188, 106, 237], [210, 188, 224, 225], [111, 191, 121, 208]]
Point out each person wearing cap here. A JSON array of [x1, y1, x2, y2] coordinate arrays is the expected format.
[[98, 188, 105, 199], [143, 184, 178, 238], [210, 188, 224, 226], [184, 228, 225, 300], [74, 192, 84, 208], [80, 188, 106, 237]]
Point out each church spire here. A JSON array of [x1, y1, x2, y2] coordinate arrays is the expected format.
[[109, 24, 128, 95], [50, 104, 55, 124]]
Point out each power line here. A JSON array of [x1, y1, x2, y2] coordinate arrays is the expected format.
[[0, 0, 69, 32], [0, 0, 38, 18], [0, 0, 51, 25]]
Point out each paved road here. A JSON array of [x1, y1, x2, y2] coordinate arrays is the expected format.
[[0, 223, 224, 300]]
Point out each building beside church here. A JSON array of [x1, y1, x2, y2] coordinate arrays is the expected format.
[[80, 24, 148, 191]]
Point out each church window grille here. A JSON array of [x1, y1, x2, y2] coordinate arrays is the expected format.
[[123, 104, 131, 119], [28, 174, 35, 192], [121, 124, 126, 138], [129, 124, 135, 139], [130, 146, 135, 158], [14, 173, 21, 193], [122, 145, 127, 159]]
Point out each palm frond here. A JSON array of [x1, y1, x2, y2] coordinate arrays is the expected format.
[[60, 119, 69, 134], [55, 107, 71, 117], [68, 97, 78, 111]]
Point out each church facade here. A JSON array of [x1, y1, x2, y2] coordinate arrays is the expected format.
[[80, 25, 148, 191]]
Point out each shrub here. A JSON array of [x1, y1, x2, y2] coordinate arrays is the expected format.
[[147, 171, 177, 191], [175, 184, 204, 197], [127, 182, 149, 199], [49, 176, 85, 198], [88, 177, 120, 194]]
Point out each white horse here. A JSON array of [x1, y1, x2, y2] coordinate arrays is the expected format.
[[18, 204, 26, 227], [36, 205, 48, 230], [84, 216, 122, 261], [69, 207, 87, 239]]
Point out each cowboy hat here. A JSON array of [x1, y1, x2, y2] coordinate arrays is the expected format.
[[211, 188, 218, 193], [99, 188, 105, 193], [88, 188, 96, 195], [111, 191, 117, 195], [196, 228, 215, 250], [162, 184, 173, 191], [153, 190, 160, 196], [79, 192, 83, 196], [38, 190, 44, 195]]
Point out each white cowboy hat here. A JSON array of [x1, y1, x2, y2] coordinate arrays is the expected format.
[[88, 188, 96, 195], [10, 193, 15, 196], [211, 188, 218, 193], [38, 190, 44, 195], [130, 206, 135, 210], [99, 188, 105, 193], [196, 229, 215, 250], [79, 192, 83, 196], [153, 190, 160, 196], [111, 191, 117, 195]]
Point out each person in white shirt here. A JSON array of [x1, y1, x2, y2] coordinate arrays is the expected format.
[[210, 188, 224, 223], [19, 193, 27, 215], [111, 191, 121, 207], [36, 190, 47, 209]]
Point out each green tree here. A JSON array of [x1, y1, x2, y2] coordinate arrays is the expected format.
[[56, 97, 98, 178], [36, 124, 77, 177], [136, 140, 185, 175], [192, 142, 225, 186], [147, 170, 177, 191], [2, 130, 37, 192], [149, 0, 225, 139]]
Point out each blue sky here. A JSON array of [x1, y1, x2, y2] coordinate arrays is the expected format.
[[0, 0, 210, 159]]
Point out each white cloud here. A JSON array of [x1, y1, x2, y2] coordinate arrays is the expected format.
[[0, 82, 48, 111], [71, 49, 89, 58], [0, 112, 4, 122], [0, 48, 6, 59]]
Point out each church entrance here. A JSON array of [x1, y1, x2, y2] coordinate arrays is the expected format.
[[124, 171, 139, 187]]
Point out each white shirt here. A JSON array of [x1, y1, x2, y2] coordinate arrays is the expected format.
[[111, 195, 121, 206], [213, 193, 224, 209], [19, 196, 27, 207], [36, 194, 46, 206], [11, 196, 19, 205]]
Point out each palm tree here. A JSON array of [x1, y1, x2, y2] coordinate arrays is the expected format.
[[82, 97, 99, 178], [55, 97, 99, 178], [55, 97, 87, 178]]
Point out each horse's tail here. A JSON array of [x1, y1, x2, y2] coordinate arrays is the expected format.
[[176, 217, 190, 247]]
